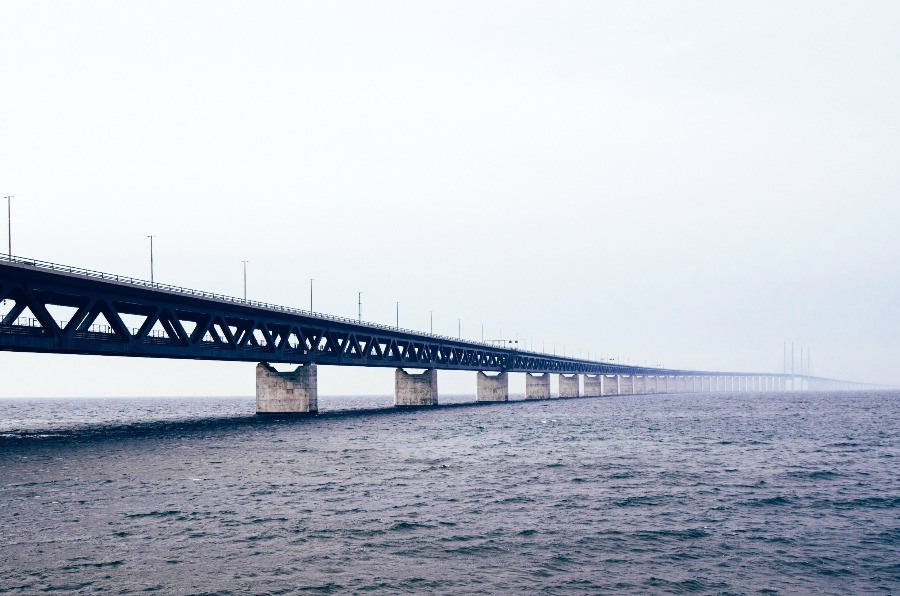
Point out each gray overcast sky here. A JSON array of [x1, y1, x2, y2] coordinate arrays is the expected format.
[[1, 1, 898, 397]]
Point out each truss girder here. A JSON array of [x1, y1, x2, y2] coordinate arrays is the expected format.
[[0, 261, 734, 376]]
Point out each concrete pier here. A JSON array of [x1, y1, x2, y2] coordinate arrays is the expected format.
[[646, 375, 658, 394], [633, 375, 647, 394], [476, 371, 508, 402], [525, 372, 551, 400], [395, 368, 438, 406], [583, 374, 601, 397], [558, 374, 580, 398], [701, 376, 711, 392], [601, 375, 619, 396], [256, 362, 318, 415], [620, 375, 634, 395]]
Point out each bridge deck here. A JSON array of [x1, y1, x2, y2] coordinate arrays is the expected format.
[[0, 255, 836, 382]]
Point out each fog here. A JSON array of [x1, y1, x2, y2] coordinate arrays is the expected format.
[[1, 1, 898, 397]]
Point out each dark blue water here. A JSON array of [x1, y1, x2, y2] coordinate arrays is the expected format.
[[1, 391, 898, 594]]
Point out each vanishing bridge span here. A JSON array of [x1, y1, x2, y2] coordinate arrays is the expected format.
[[0, 256, 870, 414]]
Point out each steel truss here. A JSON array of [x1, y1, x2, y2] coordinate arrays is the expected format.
[[0, 259, 655, 374], [0, 258, 805, 381]]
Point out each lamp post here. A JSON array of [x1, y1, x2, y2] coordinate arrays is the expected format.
[[457, 318, 461, 340], [396, 302, 399, 329], [309, 278, 314, 311], [358, 291, 362, 322], [147, 235, 155, 284], [241, 261, 248, 300], [429, 310, 433, 334], [4, 195, 13, 258]]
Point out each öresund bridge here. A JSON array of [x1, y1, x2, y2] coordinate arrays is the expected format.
[[0, 256, 874, 415]]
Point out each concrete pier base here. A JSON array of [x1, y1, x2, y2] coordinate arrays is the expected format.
[[701, 376, 711, 392], [395, 368, 438, 406], [256, 362, 318, 415], [633, 375, 647, 394], [476, 371, 508, 402], [584, 374, 601, 397], [525, 373, 551, 400], [620, 375, 634, 395], [558, 374, 580, 398], [646, 375, 658, 394], [601, 375, 619, 396]]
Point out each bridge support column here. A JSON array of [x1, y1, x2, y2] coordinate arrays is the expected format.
[[645, 375, 658, 394], [601, 375, 619, 396], [633, 375, 647, 394], [256, 362, 318, 415], [657, 376, 669, 393], [620, 375, 634, 395], [584, 374, 601, 397], [558, 374, 580, 398], [701, 376, 711, 392], [476, 371, 508, 402], [395, 368, 438, 406], [525, 372, 551, 399]]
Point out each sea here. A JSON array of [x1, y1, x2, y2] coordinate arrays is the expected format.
[[1, 391, 898, 594]]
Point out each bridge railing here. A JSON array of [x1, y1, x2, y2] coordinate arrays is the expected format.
[[0, 253, 590, 362]]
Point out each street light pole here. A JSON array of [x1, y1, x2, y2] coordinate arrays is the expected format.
[[147, 235, 155, 284], [396, 302, 399, 329], [309, 278, 314, 311], [358, 292, 362, 322], [429, 311, 433, 334], [458, 318, 461, 340], [4, 195, 13, 258], [242, 261, 248, 300]]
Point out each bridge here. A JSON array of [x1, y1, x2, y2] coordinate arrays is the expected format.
[[0, 255, 873, 414]]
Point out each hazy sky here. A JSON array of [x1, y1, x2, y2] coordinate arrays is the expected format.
[[1, 1, 898, 397]]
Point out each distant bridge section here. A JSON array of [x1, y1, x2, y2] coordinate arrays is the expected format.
[[0, 256, 875, 416]]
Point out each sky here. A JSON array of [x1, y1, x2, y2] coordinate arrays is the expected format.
[[1, 1, 898, 397]]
